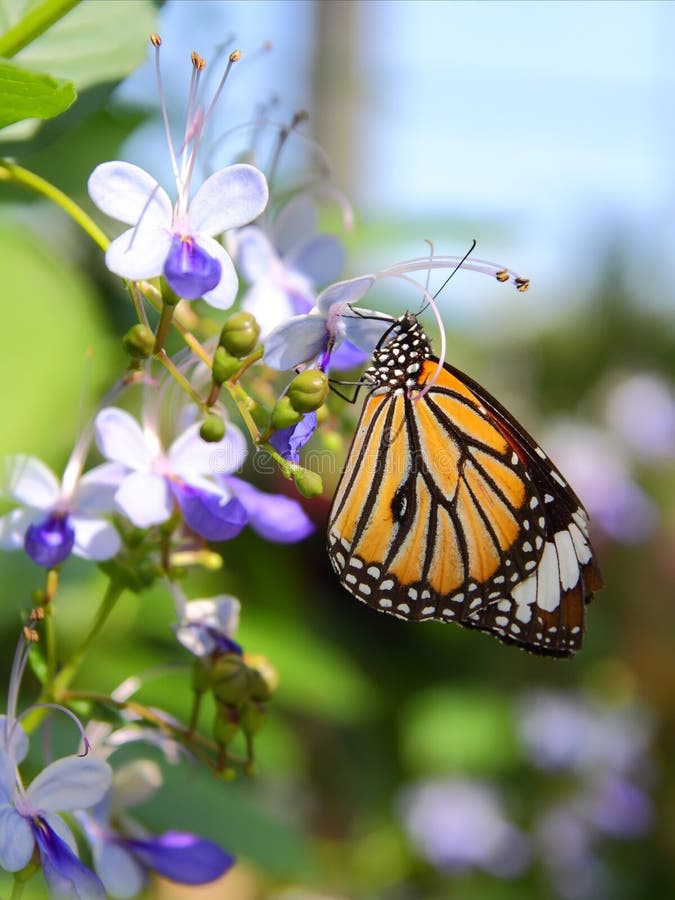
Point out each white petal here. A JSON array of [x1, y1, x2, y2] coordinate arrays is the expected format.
[[264, 314, 328, 369], [1, 455, 59, 509], [111, 760, 162, 812], [242, 279, 296, 339], [0, 717, 28, 764], [88, 161, 172, 227], [72, 462, 129, 515], [272, 194, 317, 256], [190, 164, 268, 235], [316, 275, 375, 315], [96, 840, 145, 898], [0, 805, 34, 871], [169, 422, 248, 479], [182, 596, 240, 633], [236, 226, 277, 282], [197, 237, 238, 310], [115, 472, 172, 528], [0, 508, 39, 550], [105, 225, 173, 281], [27, 756, 112, 812], [95, 408, 152, 471], [343, 309, 393, 351], [71, 518, 121, 561], [287, 235, 345, 286]]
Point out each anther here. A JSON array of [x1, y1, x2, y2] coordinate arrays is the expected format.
[[191, 51, 206, 70], [495, 269, 510, 282], [515, 277, 530, 292], [23, 626, 39, 643], [230, 49, 242, 62], [150, 33, 161, 47]]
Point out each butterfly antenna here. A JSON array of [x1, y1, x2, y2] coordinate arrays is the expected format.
[[414, 240, 476, 403]]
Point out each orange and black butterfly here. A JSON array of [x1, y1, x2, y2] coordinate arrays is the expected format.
[[327, 313, 603, 657]]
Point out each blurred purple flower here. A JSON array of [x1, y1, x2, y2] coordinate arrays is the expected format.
[[269, 412, 318, 464], [237, 194, 346, 337], [516, 690, 652, 776], [171, 589, 243, 657], [399, 778, 531, 877], [537, 806, 610, 900], [604, 372, 675, 463], [582, 773, 653, 838], [543, 422, 657, 543], [77, 759, 233, 897], [224, 476, 314, 543]]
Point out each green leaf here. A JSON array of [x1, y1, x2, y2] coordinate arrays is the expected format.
[[0, 0, 80, 58], [0, 57, 75, 127]]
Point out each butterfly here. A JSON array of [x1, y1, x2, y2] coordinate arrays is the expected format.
[[327, 312, 603, 657]]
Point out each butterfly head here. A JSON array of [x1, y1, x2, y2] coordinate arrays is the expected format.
[[366, 313, 432, 394]]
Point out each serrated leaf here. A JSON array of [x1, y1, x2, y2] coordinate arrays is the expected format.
[[0, 57, 75, 127]]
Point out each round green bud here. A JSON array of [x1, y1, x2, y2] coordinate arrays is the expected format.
[[240, 700, 266, 736], [244, 653, 279, 702], [199, 415, 225, 443], [211, 654, 251, 705], [213, 706, 240, 747], [122, 324, 155, 358], [287, 370, 329, 413], [212, 346, 241, 384], [271, 396, 303, 431], [192, 658, 212, 695], [219, 312, 260, 358], [293, 467, 323, 499]]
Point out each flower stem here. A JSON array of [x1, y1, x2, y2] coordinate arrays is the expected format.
[[0, 161, 110, 250], [153, 302, 175, 354], [0, 0, 80, 57], [155, 349, 206, 410], [50, 580, 124, 700]]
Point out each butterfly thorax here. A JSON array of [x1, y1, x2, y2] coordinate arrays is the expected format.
[[365, 314, 432, 395]]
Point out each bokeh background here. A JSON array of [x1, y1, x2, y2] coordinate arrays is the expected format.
[[1, 1, 674, 898]]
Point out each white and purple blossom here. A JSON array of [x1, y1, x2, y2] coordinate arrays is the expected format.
[[171, 587, 243, 657], [88, 41, 268, 309], [237, 194, 345, 336], [0, 454, 122, 568], [76, 759, 233, 898], [223, 475, 315, 543], [268, 412, 318, 465], [0, 637, 112, 898], [399, 778, 531, 877], [94, 406, 249, 542]]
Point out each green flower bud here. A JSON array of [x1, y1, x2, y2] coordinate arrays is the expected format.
[[219, 312, 260, 358], [244, 653, 279, 702], [211, 654, 251, 705], [213, 704, 240, 747], [240, 700, 266, 736], [199, 415, 225, 443], [287, 370, 329, 413], [192, 658, 212, 696], [212, 346, 241, 384], [271, 396, 303, 430], [122, 324, 155, 358], [293, 467, 323, 498]]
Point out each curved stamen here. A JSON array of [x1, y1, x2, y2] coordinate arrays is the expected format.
[[19, 703, 92, 756], [152, 35, 180, 183]]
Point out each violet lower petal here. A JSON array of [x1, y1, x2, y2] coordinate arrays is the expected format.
[[34, 819, 106, 900], [226, 476, 314, 543], [125, 830, 234, 885], [24, 514, 75, 568], [164, 236, 222, 300], [269, 413, 317, 464], [172, 484, 248, 541]]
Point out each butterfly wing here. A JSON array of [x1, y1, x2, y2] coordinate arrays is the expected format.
[[328, 358, 602, 657]]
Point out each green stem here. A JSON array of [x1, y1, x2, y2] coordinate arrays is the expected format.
[[0, 0, 80, 57], [50, 580, 124, 699], [153, 302, 175, 354], [10, 875, 26, 900], [0, 161, 109, 250], [156, 350, 206, 411]]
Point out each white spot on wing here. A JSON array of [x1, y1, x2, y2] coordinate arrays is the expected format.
[[554, 529, 580, 590], [536, 542, 562, 612], [569, 522, 592, 564]]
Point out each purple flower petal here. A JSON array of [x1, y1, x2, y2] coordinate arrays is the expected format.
[[269, 412, 317, 464], [24, 514, 75, 567], [164, 236, 222, 300], [325, 338, 368, 372], [124, 831, 234, 885], [226, 476, 314, 543], [172, 484, 247, 541], [34, 818, 106, 899]]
